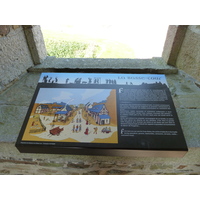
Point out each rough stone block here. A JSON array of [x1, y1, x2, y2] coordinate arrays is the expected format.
[[0, 26, 34, 92], [162, 25, 188, 66], [176, 26, 200, 82], [0, 25, 10, 37], [150, 164, 173, 170], [23, 25, 47, 65], [105, 169, 132, 175], [176, 109, 200, 147]]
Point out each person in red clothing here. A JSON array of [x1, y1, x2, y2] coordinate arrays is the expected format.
[[84, 127, 89, 135]]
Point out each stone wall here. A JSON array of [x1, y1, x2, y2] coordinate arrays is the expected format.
[[23, 25, 47, 64], [0, 25, 46, 94], [163, 25, 200, 82], [0, 143, 200, 175], [0, 25, 34, 93], [176, 26, 200, 82], [32, 26, 47, 62]]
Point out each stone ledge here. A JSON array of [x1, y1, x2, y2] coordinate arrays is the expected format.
[[0, 143, 199, 174], [28, 56, 178, 74]]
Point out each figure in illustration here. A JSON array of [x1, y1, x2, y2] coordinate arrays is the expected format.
[[79, 124, 81, 132], [76, 125, 79, 132], [93, 127, 98, 134], [88, 78, 92, 84], [72, 125, 75, 132], [75, 78, 81, 84], [84, 127, 89, 135], [48, 77, 52, 83]]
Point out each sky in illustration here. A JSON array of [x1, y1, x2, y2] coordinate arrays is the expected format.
[[35, 88, 112, 105], [38, 73, 168, 86]]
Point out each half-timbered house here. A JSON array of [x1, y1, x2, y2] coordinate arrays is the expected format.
[[35, 104, 50, 114], [88, 104, 110, 125]]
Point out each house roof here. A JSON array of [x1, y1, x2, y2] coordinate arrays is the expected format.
[[88, 104, 104, 113], [61, 104, 73, 112], [66, 105, 73, 111], [39, 104, 49, 109], [99, 115, 110, 119], [55, 111, 68, 115], [52, 106, 62, 108]]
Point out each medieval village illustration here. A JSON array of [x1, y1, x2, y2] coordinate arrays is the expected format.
[[22, 73, 169, 143], [23, 88, 118, 143]]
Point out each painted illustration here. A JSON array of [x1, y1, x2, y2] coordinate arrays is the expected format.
[[22, 88, 118, 143], [38, 73, 168, 86]]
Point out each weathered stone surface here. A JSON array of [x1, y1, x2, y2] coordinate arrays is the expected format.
[[67, 162, 91, 168], [0, 26, 46, 94], [177, 165, 187, 169], [38, 162, 64, 167], [0, 143, 199, 174], [0, 169, 10, 174], [176, 109, 200, 147], [0, 105, 28, 142], [105, 169, 132, 175], [0, 25, 10, 37], [32, 25, 47, 62], [83, 170, 100, 175], [0, 74, 40, 142], [167, 70, 200, 110], [0, 73, 40, 110], [150, 164, 173, 170], [28, 56, 178, 74], [176, 26, 200, 82], [12, 25, 21, 30], [162, 25, 188, 67], [98, 162, 114, 168], [0, 26, 34, 90], [37, 168, 58, 174], [23, 25, 47, 65], [130, 164, 145, 170]]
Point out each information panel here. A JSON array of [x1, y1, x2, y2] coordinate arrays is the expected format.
[[15, 73, 188, 157]]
